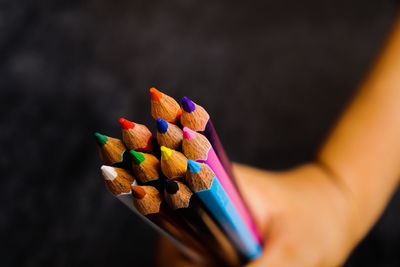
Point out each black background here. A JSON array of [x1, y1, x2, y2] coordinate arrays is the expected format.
[[2, 1, 400, 266]]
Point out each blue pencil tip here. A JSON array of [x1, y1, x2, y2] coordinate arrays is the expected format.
[[187, 160, 201, 173], [182, 97, 196, 113], [156, 118, 168, 134]]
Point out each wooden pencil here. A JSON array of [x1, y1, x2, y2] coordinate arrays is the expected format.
[[150, 87, 182, 124], [160, 146, 187, 180], [120, 117, 155, 153], [180, 97, 235, 182], [186, 160, 262, 261], [129, 150, 163, 190], [94, 132, 130, 169], [100, 165, 137, 210], [131, 185, 213, 264], [156, 118, 183, 150], [182, 126, 262, 244], [164, 179, 241, 266]]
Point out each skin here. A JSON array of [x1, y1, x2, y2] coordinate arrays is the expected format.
[[156, 15, 400, 267]]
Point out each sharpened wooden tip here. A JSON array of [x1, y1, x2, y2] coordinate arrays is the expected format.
[[180, 97, 210, 131], [160, 146, 172, 160], [156, 118, 169, 134], [95, 134, 127, 165], [131, 186, 146, 199], [130, 150, 145, 165], [187, 159, 201, 173], [150, 88, 181, 123], [182, 129, 211, 160], [94, 132, 108, 147], [150, 87, 163, 102], [182, 127, 196, 140], [182, 97, 196, 113], [164, 179, 179, 194], [101, 165, 135, 195], [160, 146, 188, 179], [156, 120, 183, 150], [101, 165, 117, 180], [164, 180, 193, 210], [119, 118, 135, 130], [185, 161, 214, 192]]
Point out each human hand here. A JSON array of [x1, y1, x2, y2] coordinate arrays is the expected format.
[[156, 162, 362, 267]]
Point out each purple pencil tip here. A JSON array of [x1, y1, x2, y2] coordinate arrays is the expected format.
[[182, 97, 196, 113]]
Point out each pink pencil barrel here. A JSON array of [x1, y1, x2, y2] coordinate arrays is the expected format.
[[204, 147, 262, 244]]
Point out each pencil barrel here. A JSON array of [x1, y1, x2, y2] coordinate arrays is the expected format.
[[197, 178, 262, 261], [176, 196, 242, 266], [201, 120, 235, 180], [201, 121, 263, 244], [147, 204, 215, 264], [114, 193, 205, 263]]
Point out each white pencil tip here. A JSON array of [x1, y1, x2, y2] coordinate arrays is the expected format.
[[101, 165, 117, 180]]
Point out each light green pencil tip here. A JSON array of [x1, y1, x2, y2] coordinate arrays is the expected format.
[[130, 150, 145, 165], [94, 132, 108, 147]]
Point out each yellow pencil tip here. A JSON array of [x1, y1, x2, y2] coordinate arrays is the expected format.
[[160, 146, 172, 160]]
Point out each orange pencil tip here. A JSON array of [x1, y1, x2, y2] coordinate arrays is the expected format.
[[131, 185, 146, 199], [150, 87, 163, 102], [119, 117, 135, 130]]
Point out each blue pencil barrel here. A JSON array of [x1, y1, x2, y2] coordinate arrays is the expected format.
[[196, 178, 262, 260]]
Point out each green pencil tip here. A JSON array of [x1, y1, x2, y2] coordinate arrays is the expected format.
[[94, 132, 108, 147], [130, 150, 145, 165]]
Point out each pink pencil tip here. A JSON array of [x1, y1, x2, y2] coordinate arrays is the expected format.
[[182, 127, 196, 140]]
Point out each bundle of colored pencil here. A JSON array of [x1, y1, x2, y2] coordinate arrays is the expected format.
[[94, 88, 263, 266]]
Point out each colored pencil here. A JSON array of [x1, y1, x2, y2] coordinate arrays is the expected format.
[[131, 185, 212, 264], [160, 146, 187, 180], [94, 132, 130, 169], [94, 88, 265, 264], [156, 118, 183, 150], [164, 179, 241, 266], [181, 97, 234, 180], [182, 127, 262, 243], [130, 150, 163, 190], [150, 88, 182, 124], [186, 160, 262, 261], [101, 165, 138, 210], [120, 118, 155, 153]]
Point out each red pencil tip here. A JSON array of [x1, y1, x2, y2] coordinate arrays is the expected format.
[[150, 87, 163, 102], [119, 118, 135, 130]]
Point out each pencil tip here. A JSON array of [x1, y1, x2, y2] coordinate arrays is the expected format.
[[94, 132, 108, 147], [187, 160, 201, 173], [160, 146, 172, 160], [130, 150, 145, 165], [119, 117, 135, 130], [182, 127, 196, 140], [131, 186, 146, 199], [101, 165, 117, 180], [164, 179, 179, 194], [181, 97, 196, 113], [156, 118, 168, 134], [150, 87, 163, 102]]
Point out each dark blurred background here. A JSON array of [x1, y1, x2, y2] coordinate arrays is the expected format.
[[2, 0, 400, 266]]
